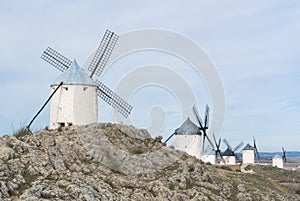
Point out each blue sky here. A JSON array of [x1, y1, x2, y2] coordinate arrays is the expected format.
[[0, 1, 299, 151]]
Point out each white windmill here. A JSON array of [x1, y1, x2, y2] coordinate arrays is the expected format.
[[164, 105, 213, 159], [39, 30, 132, 129], [173, 117, 202, 159], [222, 139, 244, 165], [272, 155, 284, 168], [242, 138, 259, 164], [272, 147, 286, 169]]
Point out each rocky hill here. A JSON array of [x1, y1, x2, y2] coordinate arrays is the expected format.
[[0, 123, 299, 200]]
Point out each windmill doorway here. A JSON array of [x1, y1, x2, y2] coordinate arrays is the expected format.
[[58, 122, 73, 128], [58, 122, 65, 127]]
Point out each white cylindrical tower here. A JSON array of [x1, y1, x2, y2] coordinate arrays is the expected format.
[[50, 60, 98, 129], [272, 155, 284, 168], [174, 117, 202, 159], [221, 148, 236, 165], [242, 143, 255, 164], [201, 153, 217, 164]]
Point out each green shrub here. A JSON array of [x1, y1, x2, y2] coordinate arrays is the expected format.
[[129, 146, 145, 154], [180, 154, 188, 161], [169, 183, 175, 190], [15, 172, 39, 195], [81, 158, 91, 164]]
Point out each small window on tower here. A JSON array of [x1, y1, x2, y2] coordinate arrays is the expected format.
[[83, 87, 88, 91], [63, 87, 68, 91]]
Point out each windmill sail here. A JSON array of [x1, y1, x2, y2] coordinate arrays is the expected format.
[[204, 105, 210, 128], [282, 147, 287, 162], [88, 30, 119, 78], [41, 47, 72, 72], [193, 105, 214, 150], [213, 134, 225, 164], [192, 105, 204, 128], [96, 80, 132, 118], [253, 137, 260, 159]]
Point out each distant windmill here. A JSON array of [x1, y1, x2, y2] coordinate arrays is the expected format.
[[272, 148, 285, 168], [242, 137, 259, 164], [164, 104, 212, 159], [282, 147, 287, 162], [164, 104, 212, 146], [27, 30, 132, 131], [222, 139, 244, 164], [165, 117, 202, 159], [192, 105, 214, 151]]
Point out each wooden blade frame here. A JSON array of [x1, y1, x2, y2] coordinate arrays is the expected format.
[[96, 80, 132, 118], [88, 30, 119, 78], [204, 104, 210, 128], [192, 105, 204, 128], [41, 47, 72, 72]]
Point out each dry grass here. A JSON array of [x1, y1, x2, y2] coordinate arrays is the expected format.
[[13, 126, 30, 138], [267, 177, 285, 192]]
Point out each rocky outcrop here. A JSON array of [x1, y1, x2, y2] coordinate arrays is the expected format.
[[0, 123, 299, 200]]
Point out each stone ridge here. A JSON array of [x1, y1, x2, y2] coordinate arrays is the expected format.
[[0, 123, 299, 200]]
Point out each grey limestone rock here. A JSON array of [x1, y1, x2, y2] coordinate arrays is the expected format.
[[0, 123, 299, 200]]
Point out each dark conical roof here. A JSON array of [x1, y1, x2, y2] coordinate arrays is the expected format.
[[242, 143, 255, 151], [222, 148, 234, 156], [175, 117, 201, 135]]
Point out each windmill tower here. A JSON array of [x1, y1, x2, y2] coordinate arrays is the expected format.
[[273, 147, 286, 168], [201, 149, 216, 164], [242, 137, 259, 164], [41, 30, 132, 129], [272, 155, 284, 168], [242, 144, 255, 164], [174, 117, 202, 159]]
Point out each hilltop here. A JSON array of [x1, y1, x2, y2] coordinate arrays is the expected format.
[[0, 123, 299, 200]]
